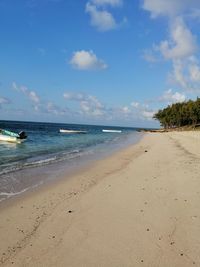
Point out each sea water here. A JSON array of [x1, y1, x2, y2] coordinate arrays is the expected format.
[[0, 120, 142, 202]]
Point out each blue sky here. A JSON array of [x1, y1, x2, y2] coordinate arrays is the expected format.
[[0, 0, 200, 127]]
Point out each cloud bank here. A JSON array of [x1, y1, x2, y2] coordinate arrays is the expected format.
[[64, 91, 158, 122]]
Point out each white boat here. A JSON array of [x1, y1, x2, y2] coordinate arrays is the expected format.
[[102, 129, 122, 133], [60, 129, 87, 134], [0, 129, 27, 144]]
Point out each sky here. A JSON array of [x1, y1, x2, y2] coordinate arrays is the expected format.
[[0, 0, 200, 127]]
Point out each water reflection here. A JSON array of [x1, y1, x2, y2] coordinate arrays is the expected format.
[[0, 142, 18, 149]]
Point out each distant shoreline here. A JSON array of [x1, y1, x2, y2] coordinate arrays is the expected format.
[[138, 124, 200, 133]]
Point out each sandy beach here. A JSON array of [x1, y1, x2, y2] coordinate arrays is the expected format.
[[0, 132, 200, 266]]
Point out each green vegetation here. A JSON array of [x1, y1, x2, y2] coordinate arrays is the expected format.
[[154, 98, 200, 129]]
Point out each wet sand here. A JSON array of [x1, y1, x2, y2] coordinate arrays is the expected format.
[[0, 132, 200, 266]]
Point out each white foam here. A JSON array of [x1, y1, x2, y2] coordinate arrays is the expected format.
[[0, 188, 29, 202], [0, 182, 43, 202]]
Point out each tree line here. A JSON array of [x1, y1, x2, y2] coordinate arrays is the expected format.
[[154, 98, 200, 128]]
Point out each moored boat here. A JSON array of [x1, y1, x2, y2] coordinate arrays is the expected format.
[[0, 129, 27, 143], [102, 129, 122, 133], [59, 129, 87, 134]]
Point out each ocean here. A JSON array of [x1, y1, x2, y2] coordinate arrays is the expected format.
[[0, 120, 142, 202]]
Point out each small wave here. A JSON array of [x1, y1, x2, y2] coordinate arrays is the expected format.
[[0, 182, 43, 203], [0, 149, 82, 176], [0, 188, 30, 202], [24, 156, 57, 166], [71, 149, 80, 153], [0, 188, 29, 197]]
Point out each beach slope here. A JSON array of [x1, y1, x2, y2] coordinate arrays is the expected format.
[[0, 132, 200, 266]]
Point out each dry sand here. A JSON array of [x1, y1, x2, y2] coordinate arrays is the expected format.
[[0, 132, 200, 266]]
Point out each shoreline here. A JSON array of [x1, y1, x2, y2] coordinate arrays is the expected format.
[[0, 131, 143, 204], [0, 133, 143, 210], [1, 132, 200, 266]]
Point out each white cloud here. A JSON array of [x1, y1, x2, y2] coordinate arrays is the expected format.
[[45, 102, 68, 115], [131, 101, 139, 108], [142, 0, 183, 18], [142, 0, 200, 18], [142, 2, 199, 62], [142, 1, 200, 94], [189, 61, 200, 82], [116, 100, 156, 121], [142, 110, 155, 120], [0, 97, 11, 109], [85, 3, 117, 31], [70, 50, 107, 70], [11, 81, 158, 123], [159, 17, 197, 60], [91, 0, 122, 7], [12, 82, 18, 91], [12, 82, 40, 104], [33, 102, 68, 116], [121, 106, 131, 114], [64, 92, 106, 117], [34, 101, 69, 116], [0, 97, 10, 105], [159, 89, 186, 103], [63, 92, 86, 101], [80, 100, 104, 116], [29, 91, 40, 103], [88, 95, 104, 109], [169, 57, 200, 92], [171, 59, 188, 88], [142, 49, 158, 63], [85, 0, 125, 32], [12, 82, 69, 116]]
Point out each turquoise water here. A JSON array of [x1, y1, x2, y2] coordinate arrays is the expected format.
[[0, 120, 142, 202]]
